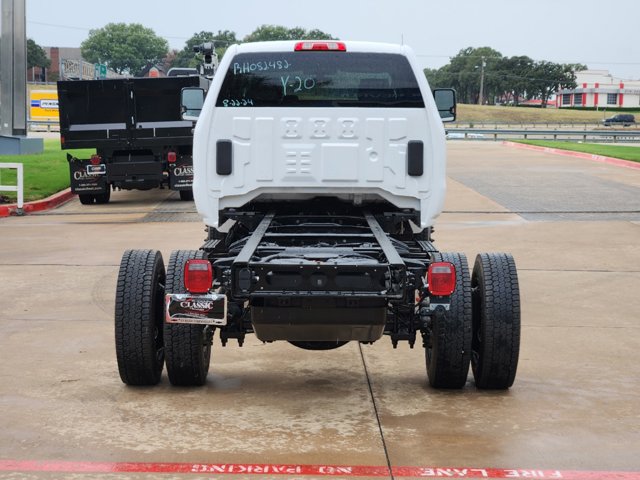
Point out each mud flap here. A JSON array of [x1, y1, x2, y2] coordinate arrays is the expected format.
[[168, 159, 194, 191], [68, 156, 108, 195]]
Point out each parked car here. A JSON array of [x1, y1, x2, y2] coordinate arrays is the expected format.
[[602, 114, 636, 127]]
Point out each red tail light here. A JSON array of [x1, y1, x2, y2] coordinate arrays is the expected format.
[[427, 262, 456, 296], [167, 151, 177, 163], [294, 41, 346, 52], [90, 154, 102, 165], [184, 259, 213, 293]]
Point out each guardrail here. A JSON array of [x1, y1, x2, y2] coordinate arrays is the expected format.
[[449, 122, 638, 129], [446, 129, 640, 143], [0, 163, 24, 214], [27, 120, 59, 132]]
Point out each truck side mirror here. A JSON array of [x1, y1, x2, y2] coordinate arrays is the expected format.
[[433, 88, 457, 122], [181, 87, 205, 121]]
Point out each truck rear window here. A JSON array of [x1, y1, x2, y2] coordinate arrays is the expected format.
[[215, 52, 424, 108]]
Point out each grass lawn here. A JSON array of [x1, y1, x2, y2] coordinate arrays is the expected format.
[[516, 140, 640, 163], [457, 104, 640, 124], [0, 139, 94, 203]]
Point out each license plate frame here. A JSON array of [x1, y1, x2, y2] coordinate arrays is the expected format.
[[86, 164, 106, 175], [165, 293, 227, 326]]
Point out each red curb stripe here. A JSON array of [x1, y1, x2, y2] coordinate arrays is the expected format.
[[0, 188, 74, 217], [1, 460, 639, 479], [502, 141, 640, 170]]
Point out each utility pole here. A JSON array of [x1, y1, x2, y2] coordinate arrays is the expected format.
[[478, 56, 486, 105], [0, 0, 42, 153]]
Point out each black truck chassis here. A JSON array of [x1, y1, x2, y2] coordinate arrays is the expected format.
[[115, 204, 521, 390], [67, 145, 194, 205]]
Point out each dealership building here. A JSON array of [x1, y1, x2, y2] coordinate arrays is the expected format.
[[556, 70, 640, 109]]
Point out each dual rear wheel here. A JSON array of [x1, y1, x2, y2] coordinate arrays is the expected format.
[[471, 253, 521, 389], [115, 249, 212, 386], [115, 249, 520, 390], [80, 188, 192, 205], [78, 188, 111, 205], [424, 252, 520, 390], [163, 250, 212, 386]]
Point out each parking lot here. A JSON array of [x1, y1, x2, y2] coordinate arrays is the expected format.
[[1, 142, 639, 479]]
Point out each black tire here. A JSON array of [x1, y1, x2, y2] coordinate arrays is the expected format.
[[115, 250, 166, 386], [94, 187, 111, 204], [424, 252, 472, 389], [78, 194, 94, 205], [179, 189, 194, 201], [471, 253, 521, 390], [164, 250, 213, 386]]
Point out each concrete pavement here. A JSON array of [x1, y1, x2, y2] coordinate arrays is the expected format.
[[0, 143, 639, 479]]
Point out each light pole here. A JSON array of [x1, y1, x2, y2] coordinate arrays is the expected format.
[[478, 57, 486, 105]]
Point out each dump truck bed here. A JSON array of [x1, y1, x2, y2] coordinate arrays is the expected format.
[[58, 76, 201, 150]]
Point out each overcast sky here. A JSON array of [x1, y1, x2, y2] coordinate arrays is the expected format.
[[21, 0, 640, 80]]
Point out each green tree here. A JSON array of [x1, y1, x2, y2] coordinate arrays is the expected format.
[[424, 66, 453, 90], [496, 55, 534, 105], [423, 67, 440, 87], [211, 30, 239, 59], [27, 38, 50, 69], [424, 47, 588, 107], [304, 28, 337, 40], [439, 47, 504, 104], [80, 23, 168, 75], [529, 61, 582, 107], [172, 30, 238, 68], [243, 24, 336, 43]]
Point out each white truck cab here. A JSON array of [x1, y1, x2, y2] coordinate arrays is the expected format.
[[193, 40, 455, 230], [115, 41, 521, 393]]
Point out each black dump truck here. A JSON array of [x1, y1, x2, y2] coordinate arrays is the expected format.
[[57, 76, 204, 204]]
